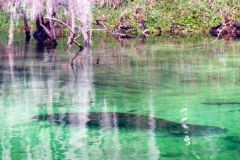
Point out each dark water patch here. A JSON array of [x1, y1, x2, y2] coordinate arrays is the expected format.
[[52, 101, 71, 108], [166, 92, 196, 97], [94, 81, 171, 91], [0, 65, 29, 72], [93, 81, 143, 90], [118, 89, 144, 94], [223, 136, 240, 143], [37, 101, 71, 108], [161, 153, 184, 158], [228, 109, 240, 112], [203, 101, 240, 105], [32, 112, 227, 136], [13, 66, 29, 72], [93, 82, 118, 88], [180, 79, 206, 83], [221, 136, 240, 150], [128, 109, 138, 113], [58, 81, 68, 88], [147, 83, 172, 89]]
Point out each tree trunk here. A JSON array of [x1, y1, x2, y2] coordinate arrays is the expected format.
[[22, 12, 31, 42]]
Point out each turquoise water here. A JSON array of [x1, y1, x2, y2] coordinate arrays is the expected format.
[[0, 37, 240, 159]]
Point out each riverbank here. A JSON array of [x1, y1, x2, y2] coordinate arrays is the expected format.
[[92, 0, 240, 36], [0, 1, 240, 38]]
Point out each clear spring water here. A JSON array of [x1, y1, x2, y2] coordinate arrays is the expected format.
[[0, 36, 240, 160]]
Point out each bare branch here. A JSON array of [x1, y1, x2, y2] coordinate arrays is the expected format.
[[44, 17, 82, 48], [44, 17, 75, 34]]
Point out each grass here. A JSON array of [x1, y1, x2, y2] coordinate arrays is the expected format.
[[1, 0, 240, 37], [92, 0, 240, 35]]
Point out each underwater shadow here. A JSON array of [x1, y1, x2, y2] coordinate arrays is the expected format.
[[33, 112, 227, 137]]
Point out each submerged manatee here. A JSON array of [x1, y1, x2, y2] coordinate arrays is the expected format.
[[203, 102, 240, 105], [228, 109, 240, 112], [32, 112, 227, 136]]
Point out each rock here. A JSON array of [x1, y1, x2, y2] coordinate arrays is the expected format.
[[170, 25, 184, 36], [155, 27, 162, 36]]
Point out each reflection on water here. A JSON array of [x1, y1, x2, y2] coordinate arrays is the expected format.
[[0, 37, 240, 159]]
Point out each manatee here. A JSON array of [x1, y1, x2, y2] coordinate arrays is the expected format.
[[203, 102, 240, 105], [32, 112, 227, 136], [228, 109, 240, 112]]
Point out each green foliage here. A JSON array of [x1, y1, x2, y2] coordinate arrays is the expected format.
[[93, 0, 240, 35], [0, 11, 10, 34], [1, 0, 240, 36]]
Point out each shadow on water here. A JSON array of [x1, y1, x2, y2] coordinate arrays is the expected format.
[[68, 46, 93, 82], [219, 136, 240, 151], [128, 109, 138, 113], [35, 42, 57, 62], [223, 136, 240, 143], [35, 42, 45, 59], [0, 65, 29, 72], [32, 112, 227, 137]]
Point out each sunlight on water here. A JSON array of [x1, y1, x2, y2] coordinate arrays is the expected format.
[[0, 37, 240, 159]]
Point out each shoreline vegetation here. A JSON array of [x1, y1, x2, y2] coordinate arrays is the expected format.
[[0, 0, 240, 47]]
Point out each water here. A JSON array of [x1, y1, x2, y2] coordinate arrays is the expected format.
[[0, 36, 240, 159]]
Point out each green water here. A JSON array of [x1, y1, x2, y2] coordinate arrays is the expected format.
[[1, 36, 240, 160]]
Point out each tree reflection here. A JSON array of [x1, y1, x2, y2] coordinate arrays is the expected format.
[[0, 38, 238, 159]]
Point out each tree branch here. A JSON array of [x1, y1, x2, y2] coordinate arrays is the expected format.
[[44, 17, 82, 48]]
